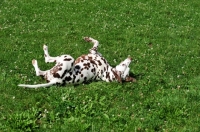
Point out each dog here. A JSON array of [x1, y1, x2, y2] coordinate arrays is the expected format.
[[18, 37, 136, 88]]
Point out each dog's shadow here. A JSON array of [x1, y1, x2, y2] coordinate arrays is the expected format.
[[72, 72, 145, 87], [129, 72, 144, 80], [120, 72, 145, 83]]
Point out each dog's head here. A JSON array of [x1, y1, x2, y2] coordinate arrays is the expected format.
[[115, 57, 132, 80]]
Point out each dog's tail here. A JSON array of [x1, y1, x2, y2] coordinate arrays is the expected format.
[[18, 82, 55, 88]]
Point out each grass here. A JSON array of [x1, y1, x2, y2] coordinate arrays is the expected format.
[[0, 0, 200, 131]]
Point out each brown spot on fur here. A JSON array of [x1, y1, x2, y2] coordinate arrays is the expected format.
[[75, 55, 87, 64], [83, 63, 91, 69], [91, 68, 94, 73], [53, 73, 60, 78], [106, 65, 109, 70], [90, 60, 97, 66], [84, 77, 87, 81], [75, 58, 81, 64], [75, 72, 78, 75], [101, 57, 107, 64], [65, 76, 72, 81], [75, 65, 81, 70], [106, 72, 109, 79], [61, 69, 68, 78], [97, 60, 102, 66], [112, 69, 122, 83], [88, 56, 93, 60], [50, 63, 63, 78], [72, 75, 76, 83], [83, 63, 88, 67], [64, 58, 72, 61]]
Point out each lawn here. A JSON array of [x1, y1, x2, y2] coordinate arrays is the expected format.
[[0, 0, 200, 131]]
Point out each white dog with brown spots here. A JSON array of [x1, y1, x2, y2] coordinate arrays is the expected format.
[[18, 37, 136, 88]]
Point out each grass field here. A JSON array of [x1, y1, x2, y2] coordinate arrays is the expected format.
[[1, 0, 200, 131]]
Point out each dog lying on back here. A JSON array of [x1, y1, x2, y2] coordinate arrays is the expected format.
[[18, 37, 136, 88]]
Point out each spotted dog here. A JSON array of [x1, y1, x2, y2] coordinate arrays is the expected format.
[[18, 37, 136, 88]]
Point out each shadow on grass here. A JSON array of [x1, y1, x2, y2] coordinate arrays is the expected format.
[[128, 72, 145, 81], [72, 72, 145, 87]]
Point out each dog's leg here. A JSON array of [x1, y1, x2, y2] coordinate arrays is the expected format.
[[43, 45, 58, 63], [18, 59, 63, 88], [84, 37, 102, 56], [32, 59, 47, 76]]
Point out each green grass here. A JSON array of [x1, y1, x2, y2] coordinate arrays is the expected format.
[[1, 0, 200, 131]]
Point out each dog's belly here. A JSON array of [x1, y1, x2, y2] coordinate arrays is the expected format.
[[72, 54, 109, 83]]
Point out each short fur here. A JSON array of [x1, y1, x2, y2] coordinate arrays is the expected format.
[[18, 37, 136, 88]]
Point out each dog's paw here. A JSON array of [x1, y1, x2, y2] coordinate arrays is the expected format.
[[32, 59, 37, 66], [43, 45, 48, 51], [83, 37, 92, 42]]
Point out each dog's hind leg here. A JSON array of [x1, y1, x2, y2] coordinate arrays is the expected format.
[[43, 45, 59, 63], [32, 59, 47, 76], [84, 37, 102, 56]]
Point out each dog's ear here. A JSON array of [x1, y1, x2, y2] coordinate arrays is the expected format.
[[125, 76, 136, 82], [112, 69, 122, 83]]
